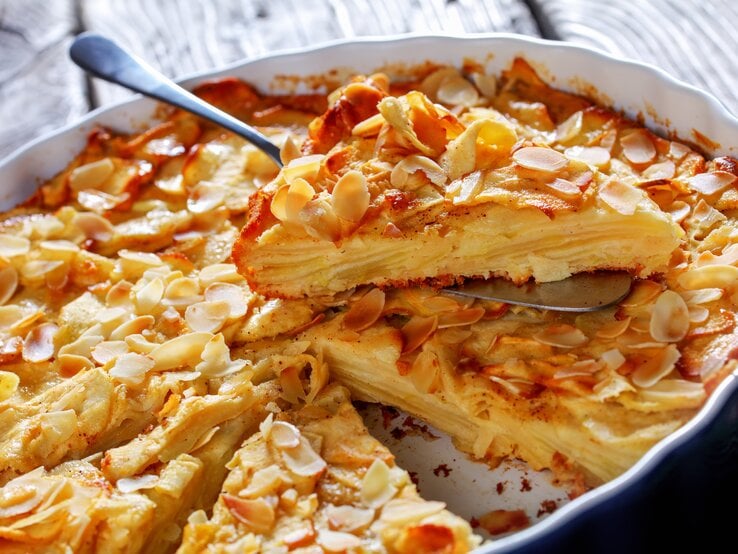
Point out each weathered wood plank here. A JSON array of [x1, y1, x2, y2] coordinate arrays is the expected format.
[[536, 0, 738, 115], [80, 0, 540, 106], [0, 0, 88, 159]]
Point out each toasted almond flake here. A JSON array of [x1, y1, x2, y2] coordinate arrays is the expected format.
[[0, 234, 31, 258], [58, 353, 94, 376], [185, 300, 230, 333], [470, 71, 497, 98], [187, 182, 228, 213], [642, 159, 676, 180], [361, 459, 396, 508], [650, 290, 690, 342], [281, 435, 327, 478], [39, 240, 79, 259], [437, 74, 479, 106], [69, 158, 115, 191], [0, 481, 44, 517], [352, 113, 385, 137], [379, 499, 446, 525], [110, 315, 155, 341], [199, 263, 242, 286], [96, 307, 127, 327], [596, 317, 631, 339], [513, 146, 567, 173], [666, 200, 691, 223], [317, 530, 362, 552], [555, 111, 583, 143], [620, 130, 656, 164], [544, 177, 582, 199], [695, 244, 738, 267], [326, 505, 375, 533], [601, 348, 626, 371], [77, 189, 129, 212], [239, 465, 292, 499], [109, 352, 155, 385], [116, 474, 158, 493], [343, 288, 385, 331], [59, 334, 103, 358], [124, 334, 157, 354], [680, 288, 723, 305], [91, 340, 129, 365], [119, 249, 163, 267], [21, 260, 64, 282], [73, 212, 115, 241], [686, 171, 737, 195], [280, 135, 301, 165], [533, 324, 588, 348], [204, 283, 250, 319], [195, 333, 247, 378], [135, 277, 164, 314], [408, 350, 441, 393], [401, 315, 438, 354], [0, 370, 20, 402], [437, 307, 485, 328], [331, 170, 370, 222], [598, 178, 643, 215], [621, 280, 662, 307], [688, 306, 710, 323], [223, 494, 275, 533], [22, 323, 58, 363], [283, 524, 317, 549], [631, 344, 681, 388], [164, 277, 199, 299], [0, 266, 18, 305], [678, 264, 738, 290], [564, 146, 611, 167], [282, 154, 324, 184], [269, 421, 301, 449], [0, 305, 24, 330], [149, 332, 213, 372]]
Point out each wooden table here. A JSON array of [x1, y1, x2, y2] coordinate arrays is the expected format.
[[2, 1, 738, 552]]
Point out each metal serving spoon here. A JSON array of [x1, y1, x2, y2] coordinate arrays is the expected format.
[[69, 33, 632, 312]]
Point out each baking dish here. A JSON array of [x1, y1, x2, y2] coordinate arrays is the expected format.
[[1, 34, 737, 552]]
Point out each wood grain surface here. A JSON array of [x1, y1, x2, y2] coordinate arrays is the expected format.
[[0, 0, 737, 157]]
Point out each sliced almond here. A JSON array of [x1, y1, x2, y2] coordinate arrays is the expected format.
[[666, 200, 690, 223], [631, 344, 680, 388], [22, 323, 59, 363], [58, 353, 94, 377], [678, 264, 738, 290], [620, 130, 656, 164], [688, 306, 710, 323], [545, 177, 582, 199], [437, 307, 485, 328], [125, 334, 158, 355], [0, 305, 24, 330], [686, 171, 736, 195], [326, 505, 375, 533], [283, 523, 317, 549], [513, 146, 568, 173], [642, 159, 676, 180], [555, 111, 583, 143], [695, 244, 738, 267], [116, 474, 158, 493], [408, 349, 441, 394], [401, 315, 438, 354], [185, 300, 230, 333], [361, 459, 396, 508], [135, 277, 165, 314], [199, 263, 242, 286], [379, 498, 446, 525], [621, 280, 662, 307], [649, 290, 690, 342], [596, 317, 631, 339], [149, 332, 213, 372], [240, 466, 292, 499], [598, 178, 643, 215], [196, 333, 247, 378], [204, 283, 250, 319], [343, 288, 385, 331], [223, 494, 275, 533], [21, 260, 64, 281], [533, 324, 588, 348], [77, 189, 129, 212], [317, 530, 362, 552], [110, 315, 155, 341], [282, 154, 324, 184], [600, 348, 626, 371], [91, 340, 129, 365], [332, 170, 370, 222], [269, 421, 301, 449], [109, 352, 155, 385], [0, 266, 18, 305], [69, 158, 115, 191], [436, 74, 479, 106], [0, 370, 20, 402], [0, 234, 31, 258], [680, 288, 723, 305], [0, 479, 43, 517], [564, 146, 610, 167], [187, 182, 228, 213], [281, 435, 327, 478], [73, 212, 115, 241]]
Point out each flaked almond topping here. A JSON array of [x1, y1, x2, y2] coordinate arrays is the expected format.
[[22, 323, 59, 363], [379, 499, 446, 525], [21, 260, 64, 281], [437, 307, 485, 328], [555, 111, 583, 143], [185, 300, 230, 333], [650, 290, 690, 342], [299, 195, 342, 242], [621, 280, 662, 307], [223, 494, 275, 533], [240, 466, 292, 499], [317, 530, 362, 552], [513, 146, 568, 173], [686, 171, 737, 195], [204, 283, 250, 319], [688, 306, 710, 323], [187, 182, 228, 213], [642, 159, 676, 181], [361, 459, 396, 508], [77, 189, 130, 212], [631, 344, 681, 388], [96, 306, 127, 326], [620, 130, 656, 164], [0, 305, 24, 330], [680, 288, 723, 305], [125, 334, 157, 354], [343, 288, 386, 331], [436, 74, 479, 107], [331, 170, 370, 222], [119, 249, 163, 267], [696, 244, 738, 267], [0, 480, 45, 518], [269, 420, 301, 449], [39, 240, 79, 260], [69, 158, 115, 191], [199, 263, 242, 286], [281, 435, 327, 478], [280, 135, 301, 165], [59, 334, 103, 358], [0, 370, 20, 402], [149, 332, 213, 372], [195, 333, 247, 378], [533, 324, 588, 348], [0, 266, 18, 306], [352, 113, 385, 137], [105, 280, 133, 307], [596, 317, 631, 339], [678, 265, 738, 290], [58, 353, 94, 377], [326, 505, 375, 533], [135, 277, 165, 314], [283, 523, 317, 549], [401, 315, 438, 354], [109, 352, 154, 385], [598, 178, 643, 215], [600, 348, 626, 371], [423, 295, 460, 313], [91, 340, 129, 365], [73, 212, 115, 241], [282, 154, 324, 184], [164, 276, 200, 299], [666, 200, 690, 223], [564, 146, 611, 167], [0, 234, 30, 258], [545, 177, 582, 199], [471, 71, 497, 98], [116, 474, 158, 493], [409, 350, 441, 394], [110, 315, 155, 341]]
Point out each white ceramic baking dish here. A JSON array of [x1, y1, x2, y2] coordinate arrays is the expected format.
[[1, 34, 737, 552]]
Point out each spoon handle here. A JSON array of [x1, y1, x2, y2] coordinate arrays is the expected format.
[[70, 32, 283, 167]]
